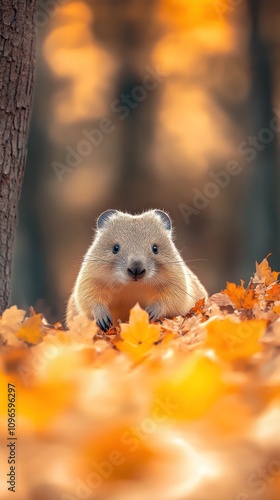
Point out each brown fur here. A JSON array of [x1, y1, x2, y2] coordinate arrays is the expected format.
[[66, 210, 208, 331]]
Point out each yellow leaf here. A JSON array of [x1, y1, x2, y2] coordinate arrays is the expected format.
[[18, 381, 74, 429], [205, 318, 266, 361], [154, 352, 225, 420], [116, 304, 161, 362], [16, 314, 43, 345]]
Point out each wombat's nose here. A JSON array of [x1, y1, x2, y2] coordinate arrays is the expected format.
[[127, 262, 146, 279]]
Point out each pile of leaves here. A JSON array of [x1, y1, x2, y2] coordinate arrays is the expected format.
[[0, 256, 280, 500]]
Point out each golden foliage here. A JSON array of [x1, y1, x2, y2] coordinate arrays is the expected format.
[[16, 314, 43, 345], [116, 304, 161, 362], [0, 256, 280, 500], [223, 282, 257, 310], [205, 317, 266, 360]]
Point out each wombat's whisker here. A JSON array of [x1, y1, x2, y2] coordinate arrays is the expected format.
[[185, 259, 210, 263], [152, 276, 200, 304], [83, 258, 114, 264]]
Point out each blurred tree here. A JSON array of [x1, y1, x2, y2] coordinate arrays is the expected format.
[[11, 0, 280, 321], [241, 0, 280, 276], [92, 0, 161, 209], [0, 0, 36, 312]]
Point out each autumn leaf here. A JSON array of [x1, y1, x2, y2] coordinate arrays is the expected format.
[[189, 297, 205, 315], [154, 352, 226, 420], [115, 303, 161, 362], [83, 424, 156, 483], [67, 313, 98, 342], [16, 314, 43, 345], [0, 305, 26, 330], [223, 282, 257, 310], [208, 395, 254, 436], [273, 304, 280, 315], [0, 306, 27, 347], [223, 282, 244, 308], [207, 292, 233, 308], [265, 282, 280, 302], [205, 317, 266, 360], [254, 254, 279, 286], [17, 379, 75, 429], [1, 255, 280, 500]]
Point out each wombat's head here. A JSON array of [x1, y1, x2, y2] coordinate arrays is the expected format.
[[90, 209, 177, 285]]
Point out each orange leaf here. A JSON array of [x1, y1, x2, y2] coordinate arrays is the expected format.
[[265, 282, 280, 302], [83, 424, 156, 483], [273, 304, 280, 315], [223, 282, 257, 310], [205, 318, 266, 361], [223, 282, 246, 308], [189, 297, 205, 314], [242, 289, 257, 309], [254, 254, 279, 286], [16, 314, 43, 345], [115, 304, 161, 362]]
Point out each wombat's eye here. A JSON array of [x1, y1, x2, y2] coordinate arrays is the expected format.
[[112, 244, 120, 254], [152, 244, 158, 254]]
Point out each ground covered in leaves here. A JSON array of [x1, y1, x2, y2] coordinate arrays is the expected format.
[[0, 257, 280, 500]]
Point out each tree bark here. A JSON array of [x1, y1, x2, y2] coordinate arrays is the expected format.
[[0, 0, 36, 313]]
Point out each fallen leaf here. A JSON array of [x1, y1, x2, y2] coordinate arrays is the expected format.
[[189, 298, 205, 315], [254, 254, 279, 286], [205, 317, 267, 360], [0, 305, 26, 333], [265, 282, 280, 302], [273, 304, 280, 315], [16, 314, 43, 345], [67, 314, 98, 342], [154, 352, 226, 420], [223, 282, 257, 310], [116, 304, 161, 362]]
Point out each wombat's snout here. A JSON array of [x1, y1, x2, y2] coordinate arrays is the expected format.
[[127, 261, 146, 280]]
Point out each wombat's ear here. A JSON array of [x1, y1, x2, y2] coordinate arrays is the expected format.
[[97, 210, 118, 229], [155, 210, 172, 231]]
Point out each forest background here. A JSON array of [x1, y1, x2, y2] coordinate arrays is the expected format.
[[12, 0, 280, 322]]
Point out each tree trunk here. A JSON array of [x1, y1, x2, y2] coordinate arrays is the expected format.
[[92, 0, 160, 210], [242, 0, 280, 276], [0, 0, 36, 313]]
